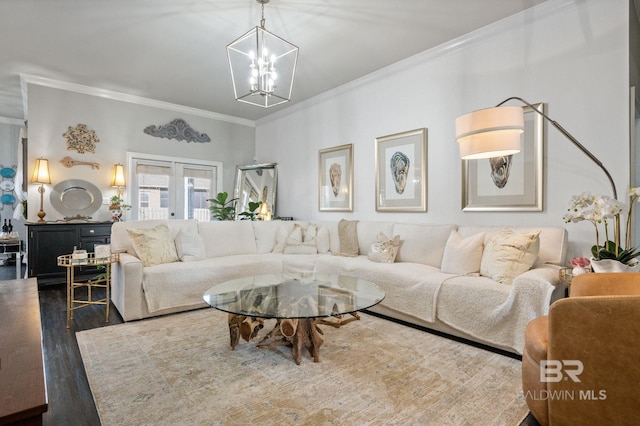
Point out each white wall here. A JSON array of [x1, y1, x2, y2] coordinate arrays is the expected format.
[[255, 0, 630, 260], [26, 84, 255, 222]]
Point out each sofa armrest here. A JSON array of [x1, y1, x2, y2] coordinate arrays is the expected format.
[[514, 264, 563, 287], [111, 252, 145, 321], [547, 296, 640, 424]]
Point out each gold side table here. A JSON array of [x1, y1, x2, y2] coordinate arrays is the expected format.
[[57, 252, 119, 328]]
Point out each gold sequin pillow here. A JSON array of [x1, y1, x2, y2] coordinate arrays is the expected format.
[[127, 224, 179, 267], [368, 233, 401, 263]]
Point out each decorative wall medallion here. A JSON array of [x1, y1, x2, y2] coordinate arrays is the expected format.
[[63, 124, 100, 153], [143, 119, 211, 143], [60, 156, 100, 169]]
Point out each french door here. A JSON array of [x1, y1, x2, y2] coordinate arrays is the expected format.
[[127, 152, 222, 221]]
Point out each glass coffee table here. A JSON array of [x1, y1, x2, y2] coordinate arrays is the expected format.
[[203, 273, 385, 365]]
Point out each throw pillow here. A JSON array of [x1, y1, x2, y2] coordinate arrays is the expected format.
[[337, 219, 359, 257], [440, 230, 485, 275], [368, 232, 401, 263], [272, 225, 291, 253], [480, 228, 541, 285], [316, 225, 331, 254], [283, 224, 318, 255], [127, 224, 179, 267], [174, 229, 206, 262]]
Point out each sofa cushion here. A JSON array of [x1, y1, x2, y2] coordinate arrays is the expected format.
[[440, 230, 485, 275], [174, 228, 206, 262], [392, 223, 456, 267], [111, 219, 198, 255], [480, 228, 540, 285], [198, 221, 257, 258], [127, 224, 179, 267], [255, 221, 298, 254], [368, 233, 401, 263], [337, 219, 359, 257]]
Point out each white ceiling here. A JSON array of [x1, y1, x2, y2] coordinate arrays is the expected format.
[[0, 0, 548, 123]]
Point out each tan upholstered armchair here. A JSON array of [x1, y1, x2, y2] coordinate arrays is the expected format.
[[522, 272, 640, 425]]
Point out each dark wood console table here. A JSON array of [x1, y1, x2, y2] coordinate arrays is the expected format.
[[26, 222, 112, 287], [0, 278, 48, 424]]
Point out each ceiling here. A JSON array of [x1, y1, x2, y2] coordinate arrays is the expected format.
[[0, 0, 548, 123]]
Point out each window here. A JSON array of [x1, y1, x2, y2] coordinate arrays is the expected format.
[[127, 153, 222, 221]]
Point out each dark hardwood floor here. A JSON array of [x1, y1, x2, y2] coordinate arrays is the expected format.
[[0, 263, 123, 426], [1, 261, 540, 425]]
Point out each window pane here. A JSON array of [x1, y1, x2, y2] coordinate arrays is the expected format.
[[184, 167, 214, 222], [138, 173, 170, 220]]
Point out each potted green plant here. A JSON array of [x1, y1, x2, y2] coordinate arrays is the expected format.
[[109, 195, 131, 222], [238, 201, 263, 221], [208, 192, 237, 221]]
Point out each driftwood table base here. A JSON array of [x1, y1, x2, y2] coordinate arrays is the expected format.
[[227, 312, 361, 365]]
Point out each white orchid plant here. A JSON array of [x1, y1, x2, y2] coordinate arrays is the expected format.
[[563, 188, 640, 265]]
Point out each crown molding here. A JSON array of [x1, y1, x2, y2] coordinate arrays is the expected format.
[[19, 73, 255, 128]]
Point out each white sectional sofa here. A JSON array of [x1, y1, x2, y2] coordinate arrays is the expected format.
[[110, 219, 568, 355]]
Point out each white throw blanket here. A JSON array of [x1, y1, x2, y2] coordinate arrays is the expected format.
[[315, 255, 451, 323], [435, 265, 560, 354], [141, 254, 283, 313]]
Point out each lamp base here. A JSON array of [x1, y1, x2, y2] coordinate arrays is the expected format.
[[37, 210, 46, 223]]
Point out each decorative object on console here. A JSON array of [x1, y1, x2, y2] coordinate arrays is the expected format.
[[49, 179, 102, 221], [318, 144, 353, 212], [375, 128, 427, 212], [31, 158, 51, 222], [143, 118, 211, 143], [63, 124, 100, 153], [108, 195, 131, 222], [459, 103, 544, 212], [226, 0, 298, 108], [60, 156, 100, 169]]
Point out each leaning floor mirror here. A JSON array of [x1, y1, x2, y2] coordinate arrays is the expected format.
[[234, 163, 277, 219]]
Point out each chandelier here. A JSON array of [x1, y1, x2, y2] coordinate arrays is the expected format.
[[227, 0, 299, 108]]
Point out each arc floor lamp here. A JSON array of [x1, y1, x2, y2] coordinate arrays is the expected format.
[[455, 96, 617, 198], [455, 96, 619, 244]]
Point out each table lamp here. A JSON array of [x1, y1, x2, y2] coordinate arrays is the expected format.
[[31, 158, 51, 223]]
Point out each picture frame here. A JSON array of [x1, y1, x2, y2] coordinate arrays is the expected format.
[[375, 128, 427, 212], [318, 144, 353, 212], [461, 103, 544, 212]]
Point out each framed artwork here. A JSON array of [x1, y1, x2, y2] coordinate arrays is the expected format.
[[461, 103, 544, 212], [318, 144, 353, 211], [375, 128, 427, 212]]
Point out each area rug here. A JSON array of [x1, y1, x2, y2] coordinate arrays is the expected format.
[[77, 309, 528, 425]]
